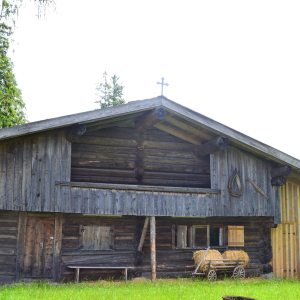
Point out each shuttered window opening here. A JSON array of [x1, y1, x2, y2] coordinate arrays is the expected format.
[[228, 226, 244, 247], [174, 225, 223, 248], [79, 226, 113, 250]]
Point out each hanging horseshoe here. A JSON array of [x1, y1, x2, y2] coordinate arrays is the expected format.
[[228, 168, 243, 197]]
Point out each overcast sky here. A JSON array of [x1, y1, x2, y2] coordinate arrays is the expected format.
[[8, 0, 300, 159]]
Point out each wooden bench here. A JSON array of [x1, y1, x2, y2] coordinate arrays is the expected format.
[[67, 265, 135, 283]]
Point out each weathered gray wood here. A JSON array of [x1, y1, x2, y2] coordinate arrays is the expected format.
[[138, 217, 149, 251], [0, 144, 7, 210], [135, 107, 167, 132], [150, 216, 156, 281], [58, 181, 220, 194], [53, 213, 63, 281], [16, 212, 27, 280]]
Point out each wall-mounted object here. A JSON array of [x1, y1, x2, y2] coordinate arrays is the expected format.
[[247, 178, 269, 200], [228, 169, 243, 197]]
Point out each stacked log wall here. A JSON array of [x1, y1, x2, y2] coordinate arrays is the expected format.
[[59, 215, 272, 281], [0, 211, 19, 283], [71, 127, 210, 189]]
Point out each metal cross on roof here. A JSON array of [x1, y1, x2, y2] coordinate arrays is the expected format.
[[156, 77, 169, 96]]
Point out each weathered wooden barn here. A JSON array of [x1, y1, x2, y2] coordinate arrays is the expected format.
[[0, 96, 299, 283]]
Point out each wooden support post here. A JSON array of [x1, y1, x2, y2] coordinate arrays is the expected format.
[[16, 212, 27, 280], [138, 217, 150, 251], [53, 213, 63, 282], [76, 268, 80, 283], [66, 124, 86, 142], [193, 136, 229, 158], [135, 107, 167, 132], [150, 216, 156, 282]]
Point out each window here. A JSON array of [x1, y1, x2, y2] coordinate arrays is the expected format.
[[174, 225, 223, 248], [79, 225, 113, 250], [228, 226, 244, 247]]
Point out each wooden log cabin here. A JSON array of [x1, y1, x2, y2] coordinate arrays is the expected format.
[[0, 96, 299, 283]]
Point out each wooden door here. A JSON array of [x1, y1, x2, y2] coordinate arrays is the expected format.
[[24, 218, 54, 278]]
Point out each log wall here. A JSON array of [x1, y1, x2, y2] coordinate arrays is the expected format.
[[59, 214, 272, 281], [71, 127, 210, 188], [0, 211, 18, 283]]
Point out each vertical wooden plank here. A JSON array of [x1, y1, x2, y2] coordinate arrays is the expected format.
[[6, 143, 15, 210], [274, 185, 281, 224], [290, 223, 294, 278], [16, 212, 28, 280], [297, 186, 300, 276], [22, 139, 32, 211], [207, 225, 210, 247], [41, 135, 52, 212], [13, 141, 23, 210], [60, 131, 71, 212], [24, 219, 35, 276], [53, 213, 63, 282], [171, 224, 175, 249], [285, 184, 290, 278], [150, 216, 156, 282], [0, 143, 7, 210], [44, 219, 54, 278]]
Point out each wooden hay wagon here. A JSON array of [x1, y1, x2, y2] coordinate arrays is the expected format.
[[192, 248, 246, 282]]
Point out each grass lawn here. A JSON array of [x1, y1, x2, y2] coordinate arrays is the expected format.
[[0, 278, 300, 300]]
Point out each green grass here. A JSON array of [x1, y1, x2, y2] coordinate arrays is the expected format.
[[0, 278, 300, 300]]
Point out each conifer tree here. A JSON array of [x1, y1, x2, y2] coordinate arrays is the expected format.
[[95, 72, 125, 109]]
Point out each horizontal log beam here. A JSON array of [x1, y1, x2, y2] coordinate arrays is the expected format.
[[135, 107, 167, 132], [271, 165, 291, 178], [193, 136, 229, 158], [56, 181, 221, 194], [271, 176, 287, 186], [66, 124, 86, 142], [71, 167, 210, 181], [70, 175, 210, 188]]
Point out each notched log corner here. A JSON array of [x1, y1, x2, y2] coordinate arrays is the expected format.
[[193, 136, 229, 158]]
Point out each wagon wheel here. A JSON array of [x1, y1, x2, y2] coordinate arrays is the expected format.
[[207, 270, 217, 282], [232, 266, 245, 279]]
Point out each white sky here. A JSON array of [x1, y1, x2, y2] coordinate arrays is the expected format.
[[8, 0, 300, 159]]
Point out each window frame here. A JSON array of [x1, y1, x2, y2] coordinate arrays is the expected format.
[[173, 224, 224, 249]]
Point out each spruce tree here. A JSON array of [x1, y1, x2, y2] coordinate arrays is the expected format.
[[95, 72, 125, 109]]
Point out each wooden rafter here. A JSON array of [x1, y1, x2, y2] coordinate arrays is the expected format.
[[164, 115, 214, 141], [154, 123, 202, 145], [86, 119, 135, 132]]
